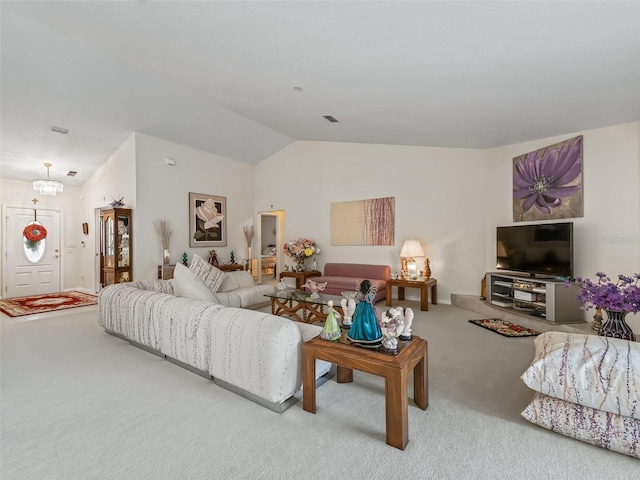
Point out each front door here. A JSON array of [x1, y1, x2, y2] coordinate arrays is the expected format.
[[3, 206, 62, 298]]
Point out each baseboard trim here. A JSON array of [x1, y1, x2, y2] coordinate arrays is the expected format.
[[64, 287, 96, 295]]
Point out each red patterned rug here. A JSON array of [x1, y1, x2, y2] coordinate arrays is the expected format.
[[0, 291, 98, 317], [468, 318, 541, 337]]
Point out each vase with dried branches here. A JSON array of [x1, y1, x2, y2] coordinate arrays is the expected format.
[[243, 225, 254, 271], [153, 220, 173, 264]]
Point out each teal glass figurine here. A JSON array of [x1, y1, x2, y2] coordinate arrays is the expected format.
[[182, 252, 188, 266], [347, 280, 382, 348]]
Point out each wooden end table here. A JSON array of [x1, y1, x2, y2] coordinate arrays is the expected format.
[[386, 278, 437, 311], [217, 263, 244, 272], [279, 270, 321, 289], [302, 336, 428, 450]]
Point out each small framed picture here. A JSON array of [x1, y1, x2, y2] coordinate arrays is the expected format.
[[189, 192, 227, 247], [82, 222, 89, 235]]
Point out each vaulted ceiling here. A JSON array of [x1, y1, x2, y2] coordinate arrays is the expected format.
[[2, 1, 639, 187]]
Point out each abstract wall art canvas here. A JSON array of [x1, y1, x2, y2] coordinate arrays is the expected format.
[[513, 135, 583, 222], [331, 197, 395, 246]]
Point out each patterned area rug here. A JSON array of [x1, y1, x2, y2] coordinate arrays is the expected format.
[[468, 318, 541, 337], [0, 291, 98, 317]]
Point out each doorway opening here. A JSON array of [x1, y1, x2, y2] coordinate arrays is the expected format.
[[257, 210, 284, 286]]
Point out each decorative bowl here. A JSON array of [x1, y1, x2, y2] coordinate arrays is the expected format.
[[304, 280, 327, 299]]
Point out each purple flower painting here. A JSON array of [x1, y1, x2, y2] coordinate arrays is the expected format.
[[513, 135, 583, 222]]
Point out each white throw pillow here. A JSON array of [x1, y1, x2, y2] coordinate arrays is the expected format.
[[189, 254, 225, 293], [173, 263, 218, 302], [521, 331, 640, 419]]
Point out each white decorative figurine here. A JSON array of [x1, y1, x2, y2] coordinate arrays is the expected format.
[[380, 307, 403, 354], [399, 307, 414, 341], [340, 296, 356, 328]]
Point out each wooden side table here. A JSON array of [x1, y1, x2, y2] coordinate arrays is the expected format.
[[279, 270, 321, 289], [302, 336, 428, 450], [217, 263, 244, 272], [158, 264, 176, 280], [386, 278, 437, 311]]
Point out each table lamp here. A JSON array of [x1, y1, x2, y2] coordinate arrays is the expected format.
[[400, 239, 424, 280]]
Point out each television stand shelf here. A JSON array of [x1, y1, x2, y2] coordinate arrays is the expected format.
[[485, 272, 582, 323]]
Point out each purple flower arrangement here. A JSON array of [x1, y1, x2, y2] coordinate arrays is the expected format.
[[566, 272, 640, 313]]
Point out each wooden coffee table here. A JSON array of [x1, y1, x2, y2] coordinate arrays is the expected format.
[[264, 290, 343, 324], [302, 335, 428, 450]]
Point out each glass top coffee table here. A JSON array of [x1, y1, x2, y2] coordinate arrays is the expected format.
[[264, 289, 344, 324]]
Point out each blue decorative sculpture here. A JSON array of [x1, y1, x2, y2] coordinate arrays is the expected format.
[[347, 280, 382, 348]]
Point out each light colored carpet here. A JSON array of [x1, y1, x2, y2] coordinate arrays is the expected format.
[[1, 302, 637, 479]]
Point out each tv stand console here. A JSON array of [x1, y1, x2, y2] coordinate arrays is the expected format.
[[486, 272, 582, 323]]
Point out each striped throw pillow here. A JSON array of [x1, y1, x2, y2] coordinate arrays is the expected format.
[[189, 254, 225, 293]]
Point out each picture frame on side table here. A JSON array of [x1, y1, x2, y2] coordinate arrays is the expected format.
[[189, 192, 227, 247]]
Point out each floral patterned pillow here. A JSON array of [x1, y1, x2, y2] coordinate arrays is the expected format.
[[188, 254, 225, 293], [521, 331, 640, 419]]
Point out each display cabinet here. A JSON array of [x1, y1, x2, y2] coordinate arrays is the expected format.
[[102, 208, 132, 286]]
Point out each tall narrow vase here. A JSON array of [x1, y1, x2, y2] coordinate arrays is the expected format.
[[600, 309, 636, 341], [163, 249, 170, 265]]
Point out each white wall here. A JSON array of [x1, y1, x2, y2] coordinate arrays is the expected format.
[[255, 141, 491, 302], [4, 120, 638, 332], [486, 121, 640, 330], [0, 178, 84, 292], [134, 133, 255, 280], [80, 132, 137, 291]]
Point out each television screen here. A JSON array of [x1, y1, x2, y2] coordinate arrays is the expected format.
[[496, 222, 573, 278]]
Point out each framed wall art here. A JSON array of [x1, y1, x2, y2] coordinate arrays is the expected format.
[[330, 196, 395, 246], [189, 192, 227, 247], [513, 135, 583, 222]]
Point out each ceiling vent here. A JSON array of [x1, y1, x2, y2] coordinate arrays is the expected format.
[[67, 171, 77, 177], [322, 115, 339, 123]]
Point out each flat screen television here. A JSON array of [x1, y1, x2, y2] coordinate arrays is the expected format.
[[496, 222, 573, 278]]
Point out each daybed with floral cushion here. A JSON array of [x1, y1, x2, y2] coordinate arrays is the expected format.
[[98, 255, 331, 412], [521, 331, 640, 458]]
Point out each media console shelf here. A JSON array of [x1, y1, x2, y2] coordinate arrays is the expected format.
[[486, 272, 582, 323]]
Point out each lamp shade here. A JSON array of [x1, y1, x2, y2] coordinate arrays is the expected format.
[[400, 239, 424, 258]]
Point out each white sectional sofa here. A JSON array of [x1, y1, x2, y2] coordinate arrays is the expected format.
[[98, 278, 331, 412]]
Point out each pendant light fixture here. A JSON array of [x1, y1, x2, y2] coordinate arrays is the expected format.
[[33, 162, 64, 196]]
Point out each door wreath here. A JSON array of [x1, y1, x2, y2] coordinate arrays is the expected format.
[[23, 224, 48, 242]]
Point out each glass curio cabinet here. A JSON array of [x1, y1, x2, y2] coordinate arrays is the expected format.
[[101, 208, 132, 286]]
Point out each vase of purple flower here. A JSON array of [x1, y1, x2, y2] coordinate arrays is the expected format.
[[566, 272, 639, 341], [600, 310, 635, 341]]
